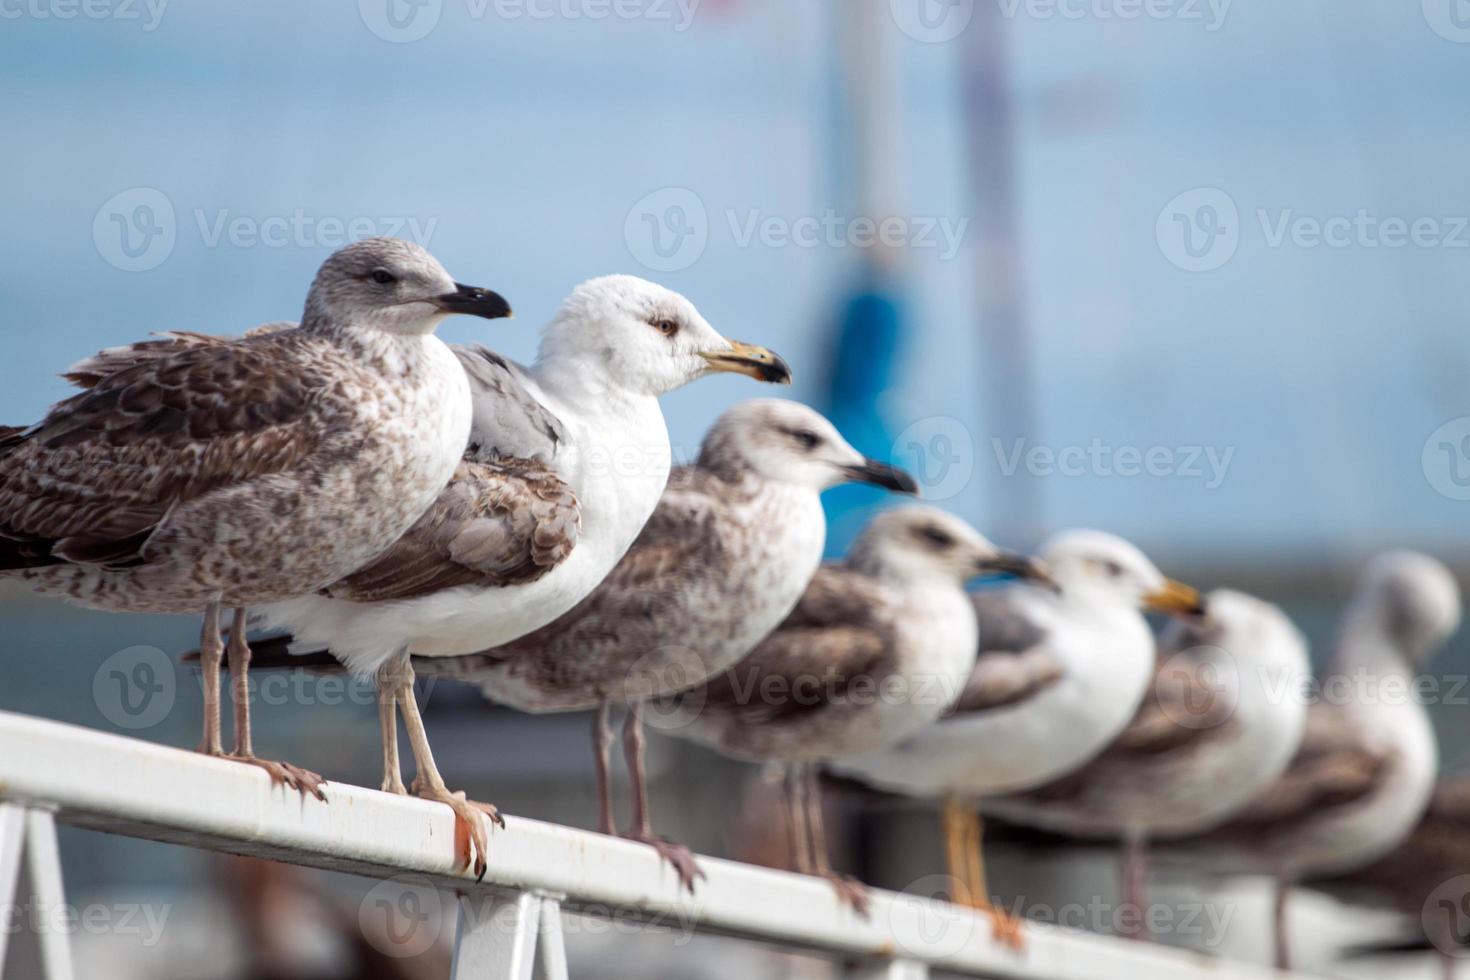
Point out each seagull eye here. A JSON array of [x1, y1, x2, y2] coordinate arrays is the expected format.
[[1104, 560, 1124, 577], [370, 269, 396, 285], [919, 526, 954, 548], [651, 318, 679, 337], [792, 430, 821, 451]]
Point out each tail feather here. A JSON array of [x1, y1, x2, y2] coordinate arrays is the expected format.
[[180, 633, 345, 673]]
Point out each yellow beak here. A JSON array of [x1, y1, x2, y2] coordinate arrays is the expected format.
[[1143, 578, 1207, 617], [699, 340, 793, 384]]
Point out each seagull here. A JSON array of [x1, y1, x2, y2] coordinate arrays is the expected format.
[[1314, 772, 1470, 977], [417, 399, 918, 890], [832, 529, 1206, 943], [982, 588, 1312, 937], [658, 505, 1052, 912], [1182, 550, 1460, 971], [245, 276, 792, 877], [0, 237, 510, 795]]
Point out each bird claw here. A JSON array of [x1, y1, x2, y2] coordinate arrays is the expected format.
[[623, 831, 706, 894], [418, 785, 496, 881], [822, 872, 872, 918], [952, 893, 1026, 951], [227, 754, 329, 802]]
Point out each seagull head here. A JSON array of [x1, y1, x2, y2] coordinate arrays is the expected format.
[[1159, 588, 1308, 677], [1353, 550, 1461, 665], [847, 505, 1050, 587], [1040, 528, 1206, 618], [536, 275, 791, 397], [303, 237, 512, 337], [697, 400, 919, 494]]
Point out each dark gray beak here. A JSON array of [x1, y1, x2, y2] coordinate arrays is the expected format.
[[976, 552, 1058, 590], [844, 458, 920, 495], [433, 283, 513, 321]]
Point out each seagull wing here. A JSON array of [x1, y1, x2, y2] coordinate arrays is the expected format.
[[322, 456, 580, 602], [419, 465, 728, 682], [945, 590, 1063, 713], [454, 345, 565, 464], [1218, 701, 1389, 828], [688, 565, 898, 725], [0, 332, 324, 569]]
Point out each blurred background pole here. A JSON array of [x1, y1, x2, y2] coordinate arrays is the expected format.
[[960, 2, 1042, 543], [821, 0, 911, 555]]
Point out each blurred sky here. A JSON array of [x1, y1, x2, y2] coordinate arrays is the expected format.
[[3, 0, 1470, 566]]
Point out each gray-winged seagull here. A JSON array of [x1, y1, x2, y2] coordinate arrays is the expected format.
[[241, 276, 792, 877], [983, 588, 1311, 938], [0, 237, 511, 795], [418, 398, 918, 890]]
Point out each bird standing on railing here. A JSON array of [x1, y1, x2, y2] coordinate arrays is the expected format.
[[657, 505, 1052, 915], [831, 530, 1207, 945], [1184, 551, 1461, 971], [982, 588, 1311, 938], [241, 276, 792, 878], [0, 238, 511, 799], [412, 399, 918, 891]]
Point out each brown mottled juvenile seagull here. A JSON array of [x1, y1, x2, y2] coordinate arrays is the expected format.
[[0, 238, 511, 794], [421, 399, 918, 890], [659, 505, 1053, 912]]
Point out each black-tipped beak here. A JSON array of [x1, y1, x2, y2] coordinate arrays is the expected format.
[[977, 552, 1058, 590], [843, 458, 920, 495], [699, 341, 793, 384], [1143, 578, 1208, 618], [432, 283, 513, 321]]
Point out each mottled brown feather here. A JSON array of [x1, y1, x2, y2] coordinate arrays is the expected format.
[[323, 456, 579, 601], [0, 331, 329, 569], [684, 565, 898, 726]]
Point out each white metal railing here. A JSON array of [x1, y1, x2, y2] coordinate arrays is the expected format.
[[0, 710, 1295, 980]]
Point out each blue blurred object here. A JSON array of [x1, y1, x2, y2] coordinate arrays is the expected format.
[[821, 264, 906, 557]]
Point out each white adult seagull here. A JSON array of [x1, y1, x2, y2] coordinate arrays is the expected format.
[[249, 275, 791, 876]]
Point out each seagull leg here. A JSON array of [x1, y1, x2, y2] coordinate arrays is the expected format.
[[197, 602, 225, 757], [618, 704, 704, 893], [1272, 874, 1293, 972], [802, 763, 870, 917], [224, 608, 327, 801], [593, 702, 616, 835], [785, 764, 815, 875], [390, 653, 501, 880], [375, 662, 407, 795], [942, 798, 1024, 950], [1119, 832, 1149, 940]]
